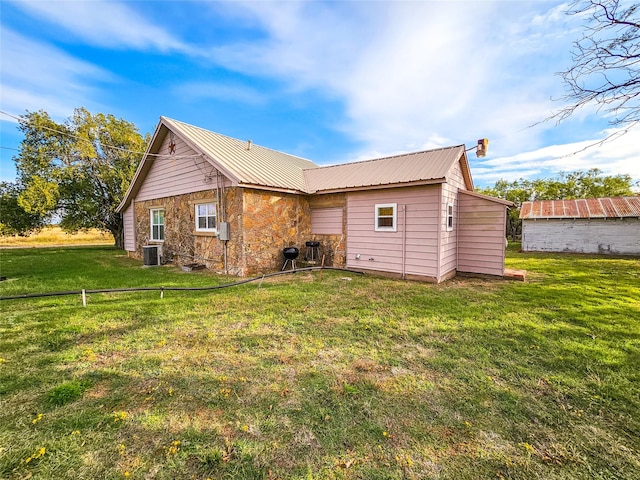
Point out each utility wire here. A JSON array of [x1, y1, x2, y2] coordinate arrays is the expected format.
[[0, 109, 202, 161]]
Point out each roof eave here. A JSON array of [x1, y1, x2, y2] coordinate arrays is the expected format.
[[162, 117, 243, 185], [459, 189, 516, 207], [311, 178, 446, 195], [458, 150, 474, 190], [238, 183, 307, 195]]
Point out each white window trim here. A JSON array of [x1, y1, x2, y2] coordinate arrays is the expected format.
[[375, 203, 397, 232], [446, 202, 454, 231], [150, 208, 165, 242], [195, 202, 217, 233]]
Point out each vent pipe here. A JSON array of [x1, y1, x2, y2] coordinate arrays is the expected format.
[[247, 139, 252, 151]]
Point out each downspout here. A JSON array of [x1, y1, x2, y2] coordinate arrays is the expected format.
[[436, 185, 443, 282], [502, 206, 509, 275], [216, 171, 228, 274], [456, 196, 460, 273], [402, 204, 407, 280]]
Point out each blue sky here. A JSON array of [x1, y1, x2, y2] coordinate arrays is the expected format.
[[1, 0, 639, 187]]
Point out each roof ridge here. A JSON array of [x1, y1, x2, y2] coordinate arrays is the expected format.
[[161, 116, 315, 166], [304, 144, 465, 171], [525, 195, 638, 203]]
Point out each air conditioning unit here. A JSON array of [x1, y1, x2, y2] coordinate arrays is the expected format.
[[143, 245, 159, 266]]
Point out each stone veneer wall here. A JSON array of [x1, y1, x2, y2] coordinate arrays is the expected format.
[[133, 187, 348, 276], [240, 188, 311, 276], [134, 189, 241, 271]]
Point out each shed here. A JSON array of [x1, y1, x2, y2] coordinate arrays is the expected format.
[[520, 197, 640, 255]]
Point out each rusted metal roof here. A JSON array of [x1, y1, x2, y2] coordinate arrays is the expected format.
[[304, 146, 468, 193], [520, 197, 640, 219]]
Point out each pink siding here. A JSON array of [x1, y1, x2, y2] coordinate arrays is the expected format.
[[123, 204, 135, 252], [311, 207, 343, 235], [457, 192, 507, 276], [346, 186, 440, 278], [137, 133, 227, 201], [438, 160, 469, 277]]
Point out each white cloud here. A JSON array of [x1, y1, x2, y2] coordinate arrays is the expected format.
[[0, 29, 112, 119], [473, 124, 640, 185], [207, 2, 581, 157], [172, 81, 266, 105], [5, 0, 629, 191], [9, 0, 190, 52]]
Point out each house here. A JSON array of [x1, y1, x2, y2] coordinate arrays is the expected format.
[[117, 117, 514, 282], [520, 197, 640, 255]]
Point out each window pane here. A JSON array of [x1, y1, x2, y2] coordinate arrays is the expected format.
[[158, 225, 164, 240], [196, 204, 217, 230], [378, 217, 394, 227], [378, 207, 394, 216]]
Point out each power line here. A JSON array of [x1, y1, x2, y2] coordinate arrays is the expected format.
[[0, 109, 202, 161]]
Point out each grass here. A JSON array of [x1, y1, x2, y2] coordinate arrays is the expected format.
[[0, 226, 112, 247], [0, 245, 638, 479]]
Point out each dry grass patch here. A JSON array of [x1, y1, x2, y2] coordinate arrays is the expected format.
[[0, 226, 111, 247]]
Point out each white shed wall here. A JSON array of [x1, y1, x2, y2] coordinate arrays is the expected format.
[[522, 218, 640, 255]]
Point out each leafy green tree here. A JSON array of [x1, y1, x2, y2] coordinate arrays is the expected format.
[[14, 108, 148, 248], [0, 181, 46, 236], [478, 169, 636, 239]]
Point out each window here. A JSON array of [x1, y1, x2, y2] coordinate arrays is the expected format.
[[375, 203, 397, 232], [150, 208, 164, 241], [446, 203, 454, 231], [195, 203, 217, 232]]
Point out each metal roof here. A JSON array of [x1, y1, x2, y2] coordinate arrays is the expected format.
[[163, 117, 318, 192], [117, 118, 474, 212], [459, 189, 516, 207], [303, 145, 467, 193], [520, 197, 640, 219]]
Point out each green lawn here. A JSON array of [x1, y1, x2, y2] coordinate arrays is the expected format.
[[1, 246, 638, 479]]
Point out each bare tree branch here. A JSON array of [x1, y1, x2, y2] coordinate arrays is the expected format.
[[551, 1, 640, 127]]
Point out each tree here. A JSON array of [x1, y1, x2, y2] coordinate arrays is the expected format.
[[0, 181, 46, 236], [477, 168, 636, 239], [14, 108, 148, 248], [555, 1, 640, 128]]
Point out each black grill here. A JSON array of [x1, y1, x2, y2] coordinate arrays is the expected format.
[[283, 247, 299, 260], [282, 247, 299, 271]]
